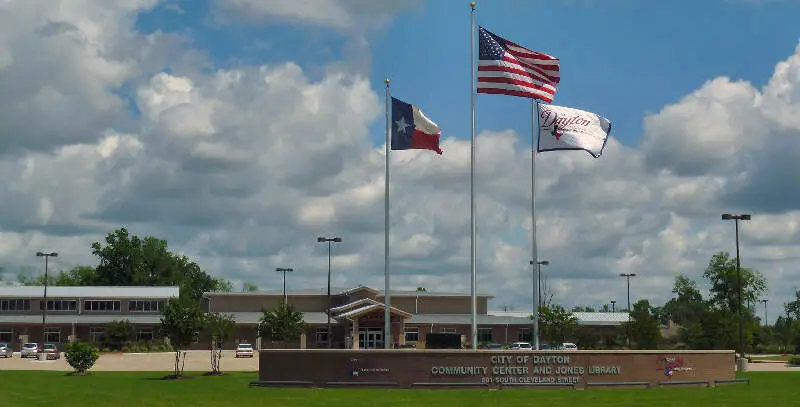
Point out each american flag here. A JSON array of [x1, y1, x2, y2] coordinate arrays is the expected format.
[[477, 26, 560, 103]]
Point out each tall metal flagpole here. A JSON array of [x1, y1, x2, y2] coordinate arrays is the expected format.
[[469, 1, 478, 350], [384, 79, 392, 349], [531, 100, 540, 350]]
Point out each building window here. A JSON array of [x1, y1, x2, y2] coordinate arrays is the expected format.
[[128, 300, 165, 312], [89, 327, 105, 343], [404, 327, 419, 343], [137, 328, 154, 342], [440, 327, 458, 334], [83, 300, 121, 312], [478, 328, 493, 343], [518, 328, 531, 342], [0, 328, 11, 343], [43, 300, 77, 311], [315, 327, 328, 345], [0, 299, 30, 311], [45, 327, 60, 343]]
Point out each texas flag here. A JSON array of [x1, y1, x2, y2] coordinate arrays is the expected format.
[[391, 97, 443, 155]]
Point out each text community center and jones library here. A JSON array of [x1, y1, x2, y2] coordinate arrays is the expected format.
[[0, 284, 628, 349]]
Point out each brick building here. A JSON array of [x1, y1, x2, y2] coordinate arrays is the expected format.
[[0, 285, 178, 350], [0, 284, 628, 351]]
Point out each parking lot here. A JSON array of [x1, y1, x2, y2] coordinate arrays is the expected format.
[[0, 350, 259, 371]]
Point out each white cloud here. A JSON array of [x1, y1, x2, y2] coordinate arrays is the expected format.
[[3, 1, 800, 325], [213, 0, 421, 30]]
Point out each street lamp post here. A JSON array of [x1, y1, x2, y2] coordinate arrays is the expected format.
[[619, 273, 636, 346], [317, 237, 342, 348], [619, 273, 637, 313], [761, 299, 768, 327], [610, 300, 616, 312], [529, 260, 550, 310], [276, 268, 294, 304], [722, 213, 751, 361], [36, 251, 58, 361]]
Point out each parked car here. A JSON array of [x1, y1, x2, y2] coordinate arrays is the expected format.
[[560, 342, 578, 350], [20, 343, 39, 358], [43, 343, 60, 360], [509, 342, 533, 350], [0, 343, 12, 358], [234, 343, 254, 358]]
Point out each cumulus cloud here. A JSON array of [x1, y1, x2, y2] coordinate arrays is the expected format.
[[3, 1, 800, 323]]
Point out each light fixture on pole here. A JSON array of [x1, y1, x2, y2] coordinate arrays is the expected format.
[[760, 299, 768, 327], [276, 267, 294, 304], [722, 212, 751, 361], [317, 237, 342, 348], [610, 300, 616, 312], [36, 251, 57, 361]]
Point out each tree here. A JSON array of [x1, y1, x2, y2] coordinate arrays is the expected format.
[[160, 298, 206, 378], [703, 251, 767, 313], [572, 306, 596, 312], [242, 282, 259, 292], [538, 305, 578, 344], [257, 301, 306, 348], [65, 342, 100, 375], [623, 300, 662, 349], [205, 313, 237, 375], [416, 286, 427, 292], [19, 266, 98, 286], [89, 228, 233, 302], [105, 320, 136, 350]]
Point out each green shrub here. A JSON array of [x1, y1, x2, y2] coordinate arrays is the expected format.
[[787, 356, 800, 366], [65, 342, 100, 375], [101, 348, 111, 353], [121, 346, 130, 353]]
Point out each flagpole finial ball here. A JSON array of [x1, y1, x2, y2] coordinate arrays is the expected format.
[[470, 1, 475, 7], [385, 78, 390, 84]]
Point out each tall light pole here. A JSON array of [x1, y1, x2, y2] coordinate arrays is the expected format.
[[722, 212, 751, 360], [619, 273, 636, 313], [276, 268, 294, 304], [761, 299, 768, 327], [529, 260, 549, 308], [317, 237, 342, 348], [36, 251, 57, 360], [610, 300, 616, 312]]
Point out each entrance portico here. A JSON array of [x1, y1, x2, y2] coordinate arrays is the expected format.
[[329, 298, 412, 349]]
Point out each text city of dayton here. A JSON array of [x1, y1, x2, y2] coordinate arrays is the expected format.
[[430, 355, 621, 384]]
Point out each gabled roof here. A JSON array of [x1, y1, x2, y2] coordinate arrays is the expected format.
[[0, 285, 179, 299], [330, 298, 412, 320]]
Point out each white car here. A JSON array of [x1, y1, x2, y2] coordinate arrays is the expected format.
[[234, 343, 254, 358], [509, 342, 533, 350], [560, 342, 578, 350]]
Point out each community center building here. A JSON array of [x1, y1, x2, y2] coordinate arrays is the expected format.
[[0, 284, 629, 350]]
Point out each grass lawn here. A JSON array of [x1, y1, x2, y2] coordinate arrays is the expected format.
[[1, 371, 799, 407], [751, 355, 793, 362]]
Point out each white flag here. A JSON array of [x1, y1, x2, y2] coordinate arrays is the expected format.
[[537, 104, 611, 158]]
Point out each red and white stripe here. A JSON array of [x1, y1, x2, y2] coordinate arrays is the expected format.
[[478, 40, 560, 103]]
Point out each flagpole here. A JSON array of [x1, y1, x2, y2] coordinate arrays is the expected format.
[[531, 99, 540, 350], [469, 1, 478, 351], [384, 78, 392, 349]]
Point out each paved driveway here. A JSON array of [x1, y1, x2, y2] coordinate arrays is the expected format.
[[0, 350, 259, 372]]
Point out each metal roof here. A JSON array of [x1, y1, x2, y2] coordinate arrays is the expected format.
[[0, 286, 179, 299], [222, 312, 329, 325], [203, 285, 493, 298], [488, 310, 630, 326], [407, 314, 533, 326], [572, 312, 631, 326], [0, 314, 164, 324]]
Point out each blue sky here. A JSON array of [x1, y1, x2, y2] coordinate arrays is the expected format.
[[136, 0, 800, 147]]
